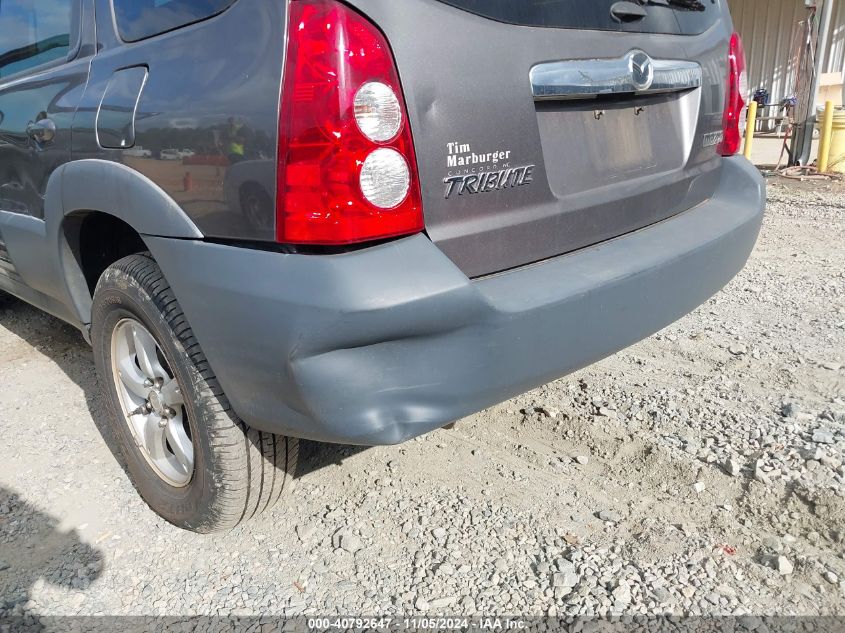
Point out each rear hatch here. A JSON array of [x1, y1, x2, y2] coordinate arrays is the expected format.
[[347, 0, 733, 278]]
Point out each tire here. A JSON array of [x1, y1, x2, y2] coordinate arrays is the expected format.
[[91, 253, 298, 533]]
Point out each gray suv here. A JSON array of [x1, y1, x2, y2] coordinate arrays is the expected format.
[[0, 0, 765, 532]]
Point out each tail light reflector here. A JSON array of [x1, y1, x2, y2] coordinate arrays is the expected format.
[[276, 0, 424, 245], [717, 32, 748, 157]]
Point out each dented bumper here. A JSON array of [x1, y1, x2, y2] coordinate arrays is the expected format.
[[145, 157, 765, 445]]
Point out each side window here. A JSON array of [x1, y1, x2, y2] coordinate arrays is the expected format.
[[0, 0, 74, 80], [113, 0, 237, 42]]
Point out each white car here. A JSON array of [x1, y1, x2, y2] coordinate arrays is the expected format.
[[122, 146, 152, 158], [159, 149, 181, 160]]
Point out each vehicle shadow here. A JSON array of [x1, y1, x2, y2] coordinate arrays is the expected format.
[[0, 294, 366, 484], [0, 486, 104, 620], [296, 440, 369, 478]]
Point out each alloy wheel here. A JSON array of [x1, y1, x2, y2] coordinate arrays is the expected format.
[[110, 318, 194, 487]]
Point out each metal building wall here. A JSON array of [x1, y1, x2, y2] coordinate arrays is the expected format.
[[825, 1, 845, 81], [728, 0, 845, 102]]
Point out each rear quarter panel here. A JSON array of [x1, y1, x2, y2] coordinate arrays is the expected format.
[[71, 0, 285, 241]]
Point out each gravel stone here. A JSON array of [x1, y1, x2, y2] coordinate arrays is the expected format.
[[339, 533, 363, 554], [724, 458, 742, 477], [295, 524, 315, 542], [598, 510, 623, 523], [612, 583, 632, 604], [551, 572, 579, 589], [428, 596, 457, 609], [753, 460, 772, 486], [813, 429, 836, 445]]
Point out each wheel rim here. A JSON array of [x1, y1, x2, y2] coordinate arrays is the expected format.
[[110, 318, 194, 487]]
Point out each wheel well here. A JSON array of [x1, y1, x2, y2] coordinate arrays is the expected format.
[[64, 212, 148, 296]]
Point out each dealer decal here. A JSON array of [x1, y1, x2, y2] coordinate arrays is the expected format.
[[702, 130, 724, 148], [443, 141, 535, 199]]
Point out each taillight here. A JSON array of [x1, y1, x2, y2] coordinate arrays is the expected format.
[[276, 0, 424, 245], [717, 32, 748, 157]]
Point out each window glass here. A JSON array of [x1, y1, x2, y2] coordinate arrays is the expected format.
[[112, 0, 237, 42], [0, 0, 73, 80], [436, 1, 722, 36]]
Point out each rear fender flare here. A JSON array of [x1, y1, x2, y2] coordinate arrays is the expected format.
[[1, 160, 202, 330], [59, 159, 203, 239]]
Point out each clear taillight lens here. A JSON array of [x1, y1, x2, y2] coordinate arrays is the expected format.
[[360, 148, 411, 209], [355, 82, 403, 143], [276, 0, 424, 245], [717, 32, 748, 157]]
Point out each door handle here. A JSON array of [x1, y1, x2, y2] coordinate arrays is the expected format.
[[26, 118, 57, 144]]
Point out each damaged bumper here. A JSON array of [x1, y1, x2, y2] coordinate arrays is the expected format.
[[145, 157, 765, 445]]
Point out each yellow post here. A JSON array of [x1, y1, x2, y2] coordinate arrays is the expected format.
[[818, 100, 835, 173], [743, 100, 758, 160]]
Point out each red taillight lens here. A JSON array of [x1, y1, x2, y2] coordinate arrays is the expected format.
[[276, 0, 424, 245], [717, 32, 748, 157]]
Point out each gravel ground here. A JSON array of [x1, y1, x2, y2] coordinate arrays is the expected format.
[[0, 178, 843, 619]]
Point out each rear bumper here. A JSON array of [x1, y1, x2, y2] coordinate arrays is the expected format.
[[146, 157, 765, 445]]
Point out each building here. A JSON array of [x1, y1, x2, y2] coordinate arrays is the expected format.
[[728, 0, 844, 105]]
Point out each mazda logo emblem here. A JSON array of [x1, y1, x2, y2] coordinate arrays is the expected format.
[[629, 51, 655, 92]]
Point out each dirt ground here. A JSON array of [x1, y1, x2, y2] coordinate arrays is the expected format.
[[0, 176, 843, 619]]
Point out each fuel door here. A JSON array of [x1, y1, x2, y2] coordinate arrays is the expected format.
[[96, 66, 148, 149]]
